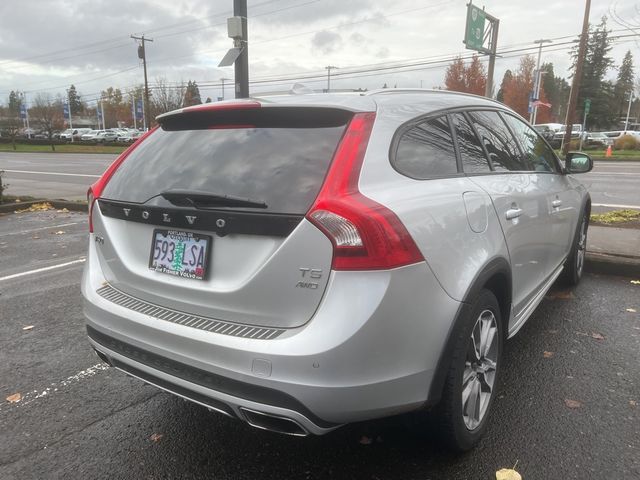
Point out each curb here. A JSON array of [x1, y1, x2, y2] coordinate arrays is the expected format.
[[585, 252, 640, 278], [0, 200, 88, 214]]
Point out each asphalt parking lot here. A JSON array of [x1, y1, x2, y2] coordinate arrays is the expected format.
[[1, 209, 639, 480]]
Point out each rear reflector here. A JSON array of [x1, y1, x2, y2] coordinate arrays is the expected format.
[[307, 112, 424, 270]]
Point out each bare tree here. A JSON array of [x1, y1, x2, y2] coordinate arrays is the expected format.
[[0, 106, 22, 150], [150, 77, 185, 121], [31, 93, 64, 151]]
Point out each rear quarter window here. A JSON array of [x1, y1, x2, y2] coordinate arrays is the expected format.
[[392, 115, 458, 179]]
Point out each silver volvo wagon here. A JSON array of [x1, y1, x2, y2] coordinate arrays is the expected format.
[[82, 90, 592, 450]]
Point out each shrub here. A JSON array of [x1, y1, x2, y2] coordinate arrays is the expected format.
[[614, 134, 638, 150]]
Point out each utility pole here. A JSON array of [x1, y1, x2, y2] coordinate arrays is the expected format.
[[625, 90, 634, 132], [234, 0, 249, 98], [562, 0, 591, 157], [220, 77, 231, 100], [530, 38, 552, 124], [484, 16, 499, 98], [131, 34, 153, 130], [325, 66, 338, 93]]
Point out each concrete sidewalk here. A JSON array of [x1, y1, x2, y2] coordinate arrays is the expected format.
[[586, 225, 640, 277]]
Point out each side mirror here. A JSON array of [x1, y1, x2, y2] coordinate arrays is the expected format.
[[565, 151, 593, 174]]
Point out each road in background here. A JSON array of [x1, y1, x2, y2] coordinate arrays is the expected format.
[[1, 210, 638, 479], [0, 152, 114, 200], [0, 152, 639, 209]]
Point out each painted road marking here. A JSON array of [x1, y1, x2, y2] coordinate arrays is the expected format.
[[592, 203, 640, 209], [0, 222, 80, 238], [3, 169, 100, 178], [0, 258, 86, 282], [1, 363, 110, 411]]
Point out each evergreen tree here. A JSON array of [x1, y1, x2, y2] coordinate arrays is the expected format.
[[183, 80, 202, 107], [8, 90, 22, 114], [496, 70, 513, 103], [570, 17, 615, 128], [540, 63, 570, 122], [614, 50, 634, 117], [67, 84, 84, 115]]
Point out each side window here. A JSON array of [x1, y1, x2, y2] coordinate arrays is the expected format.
[[450, 113, 492, 173], [500, 113, 559, 173], [469, 111, 528, 172], [394, 115, 458, 179]]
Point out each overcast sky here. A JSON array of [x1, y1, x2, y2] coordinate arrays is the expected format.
[[0, 0, 638, 107]]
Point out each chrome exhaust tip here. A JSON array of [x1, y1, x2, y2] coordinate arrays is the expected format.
[[240, 407, 309, 437]]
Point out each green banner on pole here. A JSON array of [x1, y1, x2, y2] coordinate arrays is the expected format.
[[584, 98, 591, 116], [464, 4, 486, 52]]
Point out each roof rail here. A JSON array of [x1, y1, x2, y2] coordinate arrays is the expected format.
[[364, 88, 503, 105]]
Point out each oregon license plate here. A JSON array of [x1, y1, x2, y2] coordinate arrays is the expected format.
[[149, 229, 211, 280]]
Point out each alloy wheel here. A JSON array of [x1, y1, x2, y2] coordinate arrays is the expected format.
[[462, 309, 498, 430]]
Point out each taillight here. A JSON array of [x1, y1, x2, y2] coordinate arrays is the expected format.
[[87, 127, 157, 233], [306, 112, 424, 270]]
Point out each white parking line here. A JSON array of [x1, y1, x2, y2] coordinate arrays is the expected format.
[[0, 222, 80, 238], [1, 363, 110, 411], [592, 203, 640, 210], [0, 258, 86, 282], [3, 169, 100, 178]]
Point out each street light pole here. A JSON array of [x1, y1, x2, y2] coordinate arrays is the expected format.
[[220, 77, 231, 100], [325, 65, 338, 93], [530, 38, 552, 124], [67, 89, 74, 142]]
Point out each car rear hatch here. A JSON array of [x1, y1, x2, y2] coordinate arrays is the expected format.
[[90, 102, 357, 329]]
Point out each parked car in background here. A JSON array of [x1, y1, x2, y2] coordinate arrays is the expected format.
[[550, 125, 583, 148], [83, 91, 593, 452], [116, 130, 142, 143], [95, 130, 119, 143], [533, 124, 555, 142], [81, 130, 105, 141], [60, 128, 92, 141], [584, 132, 613, 148]]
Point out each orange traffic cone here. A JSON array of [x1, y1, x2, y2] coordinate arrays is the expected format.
[[606, 145, 612, 157]]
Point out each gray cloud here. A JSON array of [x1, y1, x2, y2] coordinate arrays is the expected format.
[[311, 30, 342, 55]]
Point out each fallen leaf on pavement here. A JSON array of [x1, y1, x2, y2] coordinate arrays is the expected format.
[[15, 202, 53, 213], [358, 436, 373, 445], [150, 433, 164, 442], [631, 280, 640, 285], [547, 290, 574, 300], [630, 400, 637, 407], [51, 230, 65, 235], [22, 325, 34, 331], [564, 398, 582, 409], [626, 308, 637, 313], [32, 235, 40, 240], [56, 208, 70, 213], [591, 332, 605, 340], [496, 468, 522, 480], [543, 351, 554, 358], [6, 393, 21, 403]]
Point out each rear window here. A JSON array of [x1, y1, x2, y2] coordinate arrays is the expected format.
[[101, 110, 349, 215]]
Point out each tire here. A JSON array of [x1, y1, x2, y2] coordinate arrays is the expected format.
[[434, 289, 503, 451], [561, 211, 588, 286]]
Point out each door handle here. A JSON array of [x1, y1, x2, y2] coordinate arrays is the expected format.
[[505, 208, 523, 220], [552, 199, 562, 208]]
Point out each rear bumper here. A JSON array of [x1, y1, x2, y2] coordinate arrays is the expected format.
[[82, 244, 460, 433]]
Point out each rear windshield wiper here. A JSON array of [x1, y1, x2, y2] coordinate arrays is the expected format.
[[160, 190, 268, 209]]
